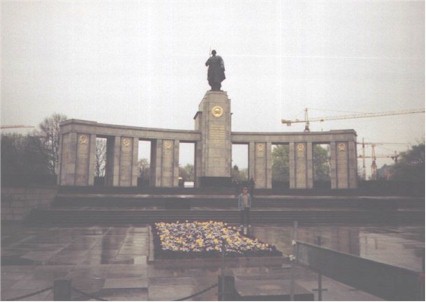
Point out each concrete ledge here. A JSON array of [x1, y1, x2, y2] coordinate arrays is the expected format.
[[1, 186, 57, 221]]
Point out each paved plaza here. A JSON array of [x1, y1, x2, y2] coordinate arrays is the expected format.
[[1, 222, 424, 300]]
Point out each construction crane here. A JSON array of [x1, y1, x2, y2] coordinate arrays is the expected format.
[[358, 152, 399, 180], [357, 139, 408, 180], [281, 108, 425, 132]]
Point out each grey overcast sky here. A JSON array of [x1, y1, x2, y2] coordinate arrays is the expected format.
[[1, 0, 425, 172]]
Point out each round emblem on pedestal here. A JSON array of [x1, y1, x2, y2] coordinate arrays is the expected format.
[[164, 141, 172, 149], [297, 143, 305, 152], [257, 144, 265, 151], [79, 135, 88, 145], [122, 138, 130, 147], [338, 143, 346, 152], [211, 106, 224, 117]]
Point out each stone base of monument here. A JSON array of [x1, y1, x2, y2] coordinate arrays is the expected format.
[[198, 177, 232, 187]]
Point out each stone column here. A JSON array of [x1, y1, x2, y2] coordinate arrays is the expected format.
[[88, 134, 96, 186], [162, 140, 173, 187], [331, 141, 353, 189], [173, 139, 180, 187], [59, 132, 78, 185], [248, 142, 255, 179], [253, 142, 268, 188], [151, 139, 162, 187], [265, 142, 272, 188], [294, 142, 308, 188], [119, 137, 135, 186], [75, 133, 91, 186], [336, 142, 349, 188], [151, 139, 179, 187], [194, 141, 202, 188], [132, 138, 139, 186], [106, 136, 121, 186]]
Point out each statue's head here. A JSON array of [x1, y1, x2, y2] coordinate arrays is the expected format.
[[211, 50, 217, 56]]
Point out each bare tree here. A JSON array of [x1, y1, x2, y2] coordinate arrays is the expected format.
[[38, 113, 67, 175], [95, 139, 107, 177], [138, 158, 150, 183]]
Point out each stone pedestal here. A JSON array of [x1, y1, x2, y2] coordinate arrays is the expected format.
[[194, 91, 232, 185]]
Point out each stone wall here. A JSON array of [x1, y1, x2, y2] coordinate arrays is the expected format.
[[1, 186, 57, 221]]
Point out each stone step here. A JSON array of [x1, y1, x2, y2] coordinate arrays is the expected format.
[[26, 208, 424, 226], [52, 194, 424, 210], [57, 185, 424, 197]]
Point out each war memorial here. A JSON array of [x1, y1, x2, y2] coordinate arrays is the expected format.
[[1, 52, 424, 301]]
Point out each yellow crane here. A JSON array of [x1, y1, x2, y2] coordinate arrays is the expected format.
[[281, 108, 425, 132]]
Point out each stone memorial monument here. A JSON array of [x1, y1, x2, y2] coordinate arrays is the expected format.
[[58, 51, 358, 189]]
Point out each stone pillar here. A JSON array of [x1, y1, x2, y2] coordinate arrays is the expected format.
[[151, 139, 162, 187], [291, 142, 309, 189], [173, 139, 180, 187], [118, 137, 137, 186], [248, 142, 255, 179], [251, 142, 269, 189], [336, 142, 349, 188], [88, 134, 96, 186], [265, 142, 272, 189], [295, 142, 307, 188], [331, 141, 355, 189], [247, 141, 272, 188], [132, 138, 139, 186], [75, 134, 92, 186], [59, 132, 77, 185], [151, 139, 179, 187], [194, 141, 202, 188], [195, 90, 232, 184], [106, 136, 121, 186]]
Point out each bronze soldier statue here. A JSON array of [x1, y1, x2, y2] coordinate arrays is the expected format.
[[205, 50, 225, 91]]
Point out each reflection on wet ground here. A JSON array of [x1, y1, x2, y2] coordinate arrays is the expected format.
[[253, 224, 425, 271], [1, 222, 424, 300]]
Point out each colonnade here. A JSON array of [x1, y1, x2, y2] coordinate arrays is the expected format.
[[58, 120, 357, 189]]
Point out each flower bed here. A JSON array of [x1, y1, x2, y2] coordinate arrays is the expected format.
[[152, 221, 282, 259]]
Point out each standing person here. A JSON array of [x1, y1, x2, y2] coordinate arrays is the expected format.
[[248, 177, 255, 198], [205, 50, 225, 91], [238, 186, 252, 233]]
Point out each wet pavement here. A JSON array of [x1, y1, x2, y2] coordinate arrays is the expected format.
[[1, 222, 424, 300]]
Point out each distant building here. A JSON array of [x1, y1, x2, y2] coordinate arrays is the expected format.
[[377, 164, 394, 180]]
